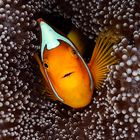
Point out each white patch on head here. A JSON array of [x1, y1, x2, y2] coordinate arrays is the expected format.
[[40, 21, 74, 61], [46, 40, 60, 50]]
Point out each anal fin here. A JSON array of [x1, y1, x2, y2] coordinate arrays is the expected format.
[[88, 29, 120, 89]]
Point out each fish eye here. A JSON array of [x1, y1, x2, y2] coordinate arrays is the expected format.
[[72, 49, 77, 55], [44, 63, 48, 68]]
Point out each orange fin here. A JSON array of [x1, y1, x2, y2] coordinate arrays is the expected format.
[[67, 27, 86, 56], [34, 53, 58, 101], [88, 29, 120, 89]]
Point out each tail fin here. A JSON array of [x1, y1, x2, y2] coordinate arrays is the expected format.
[[88, 29, 120, 89]]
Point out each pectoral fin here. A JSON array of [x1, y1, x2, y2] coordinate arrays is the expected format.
[[88, 29, 120, 89]]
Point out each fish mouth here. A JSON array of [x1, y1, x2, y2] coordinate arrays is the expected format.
[[62, 72, 74, 78]]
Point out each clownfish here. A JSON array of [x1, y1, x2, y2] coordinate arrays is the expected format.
[[34, 18, 120, 108]]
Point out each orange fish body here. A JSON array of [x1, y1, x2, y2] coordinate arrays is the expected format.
[[35, 18, 120, 108], [35, 18, 93, 108], [43, 41, 93, 108]]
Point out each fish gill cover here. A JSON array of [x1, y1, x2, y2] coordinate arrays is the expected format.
[[0, 0, 140, 139]]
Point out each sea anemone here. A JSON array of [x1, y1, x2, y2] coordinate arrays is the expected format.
[[0, 0, 140, 139]]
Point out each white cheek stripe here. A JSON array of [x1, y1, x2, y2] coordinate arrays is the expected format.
[[77, 52, 94, 91], [44, 68, 64, 102]]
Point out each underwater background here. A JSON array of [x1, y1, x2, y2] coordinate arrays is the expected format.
[[0, 0, 140, 139]]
